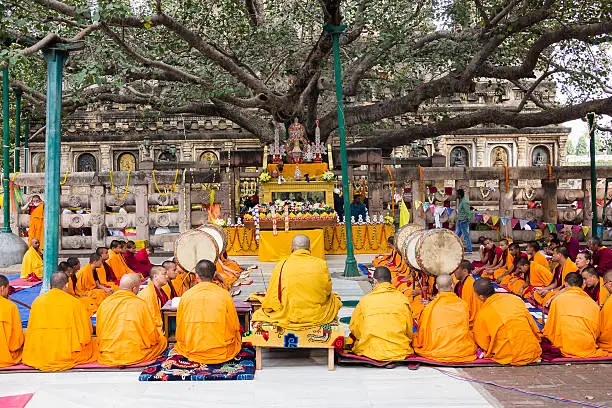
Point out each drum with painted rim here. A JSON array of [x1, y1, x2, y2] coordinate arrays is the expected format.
[[174, 229, 220, 272], [394, 224, 424, 253], [415, 228, 464, 276]]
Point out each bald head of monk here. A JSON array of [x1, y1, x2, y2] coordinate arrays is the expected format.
[[473, 278, 496, 302], [51, 272, 69, 291], [564, 272, 583, 288], [435, 274, 453, 293], [119, 273, 141, 294], [373, 266, 392, 286], [581, 267, 599, 288], [31, 238, 40, 251], [603, 270, 612, 293], [0, 274, 9, 298], [89, 253, 103, 269], [194, 259, 216, 283], [453, 260, 472, 281], [291, 234, 311, 252], [149, 266, 168, 289]]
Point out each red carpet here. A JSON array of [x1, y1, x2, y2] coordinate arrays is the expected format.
[[0, 393, 34, 408]]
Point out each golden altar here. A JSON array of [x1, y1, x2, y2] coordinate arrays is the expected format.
[[261, 180, 334, 207]]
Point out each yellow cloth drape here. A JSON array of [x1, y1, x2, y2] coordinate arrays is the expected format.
[[108, 250, 135, 280], [267, 163, 328, 179], [138, 283, 164, 332], [399, 200, 410, 227], [258, 229, 324, 262]]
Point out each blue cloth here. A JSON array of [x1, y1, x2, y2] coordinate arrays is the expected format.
[[455, 220, 472, 253]]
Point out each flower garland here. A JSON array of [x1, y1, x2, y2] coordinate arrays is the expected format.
[[320, 171, 336, 182], [152, 169, 179, 197], [271, 205, 278, 236], [284, 205, 289, 232], [109, 170, 131, 201], [59, 170, 70, 185], [259, 171, 271, 183]]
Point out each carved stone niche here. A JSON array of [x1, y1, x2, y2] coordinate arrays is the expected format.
[[90, 213, 104, 226]]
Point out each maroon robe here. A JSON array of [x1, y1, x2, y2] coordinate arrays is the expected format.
[[563, 237, 580, 262], [584, 283, 601, 303], [124, 250, 153, 277], [593, 247, 612, 277]]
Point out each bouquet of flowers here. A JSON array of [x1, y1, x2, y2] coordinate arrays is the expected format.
[[320, 171, 336, 182], [383, 215, 394, 225], [259, 171, 272, 183]]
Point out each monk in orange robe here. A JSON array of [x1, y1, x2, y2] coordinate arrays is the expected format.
[[497, 243, 528, 286], [138, 266, 169, 332], [472, 279, 541, 365], [543, 272, 606, 358], [452, 260, 482, 330], [215, 251, 242, 290], [413, 274, 476, 362], [20, 238, 43, 280], [534, 246, 577, 307], [526, 241, 549, 269], [22, 272, 98, 371], [75, 254, 113, 316], [395, 270, 432, 321], [372, 236, 408, 284], [97, 274, 167, 366], [582, 267, 610, 306], [507, 258, 552, 298], [481, 239, 509, 279], [22, 195, 44, 248], [107, 240, 135, 280], [174, 259, 242, 364], [0, 275, 24, 367], [597, 271, 612, 354], [161, 260, 180, 299], [95, 247, 119, 291]]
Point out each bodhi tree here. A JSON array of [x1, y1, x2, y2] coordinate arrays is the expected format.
[[0, 0, 611, 149]]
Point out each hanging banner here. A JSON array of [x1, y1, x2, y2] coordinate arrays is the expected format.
[[491, 216, 500, 225], [519, 220, 529, 230], [510, 218, 519, 229], [548, 223, 556, 233], [582, 226, 590, 236], [482, 213, 491, 224], [572, 225, 581, 234], [422, 202, 430, 213]]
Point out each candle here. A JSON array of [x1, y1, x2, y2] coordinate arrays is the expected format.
[[328, 144, 333, 170], [263, 145, 268, 169]]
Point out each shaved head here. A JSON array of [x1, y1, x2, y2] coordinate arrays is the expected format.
[[0, 274, 8, 298], [473, 279, 495, 298], [373, 266, 392, 283], [436, 274, 453, 292], [604, 270, 612, 283], [50, 272, 69, 290], [291, 234, 310, 251], [119, 273, 141, 291], [0, 275, 8, 287]]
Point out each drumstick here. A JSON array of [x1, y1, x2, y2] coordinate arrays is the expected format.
[[9, 297, 31, 310]]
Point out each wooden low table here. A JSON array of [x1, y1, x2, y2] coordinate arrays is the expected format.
[[161, 299, 253, 342]]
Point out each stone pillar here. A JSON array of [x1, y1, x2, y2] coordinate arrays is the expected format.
[[60, 144, 71, 173], [411, 180, 426, 227], [182, 142, 193, 162], [100, 145, 112, 171], [134, 184, 150, 242], [476, 137, 486, 167], [499, 179, 516, 239], [541, 179, 558, 224], [230, 167, 240, 222], [582, 179, 593, 238], [219, 171, 231, 222], [367, 165, 383, 218], [517, 137, 528, 167], [90, 184, 106, 249], [178, 183, 192, 232]]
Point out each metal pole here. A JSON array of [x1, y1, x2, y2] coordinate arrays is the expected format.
[[2, 68, 10, 233], [41, 49, 67, 293], [324, 23, 359, 277], [23, 113, 29, 173], [12, 87, 21, 173], [587, 112, 598, 236]]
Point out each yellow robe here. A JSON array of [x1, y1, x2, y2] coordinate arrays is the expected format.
[[350, 282, 414, 361], [174, 282, 242, 364], [20, 247, 43, 279], [95, 263, 119, 291], [251, 249, 342, 330], [0, 296, 24, 367], [534, 260, 577, 306], [22, 288, 98, 371], [487, 251, 513, 280], [587, 278, 611, 307], [473, 294, 541, 365], [373, 250, 408, 281], [413, 292, 476, 362], [598, 295, 612, 354], [75, 263, 110, 316], [28, 204, 44, 248], [214, 258, 241, 290], [543, 286, 606, 358], [508, 262, 552, 297], [457, 275, 482, 330], [96, 290, 167, 366], [138, 282, 163, 332], [530, 252, 549, 269], [107, 250, 134, 280]]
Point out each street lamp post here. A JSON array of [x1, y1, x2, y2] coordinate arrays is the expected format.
[[2, 68, 10, 233], [324, 23, 360, 278], [587, 112, 598, 237], [12, 87, 21, 173]]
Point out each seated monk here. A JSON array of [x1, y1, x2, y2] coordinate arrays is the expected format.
[[497, 243, 528, 286], [0, 275, 24, 367], [395, 270, 433, 322], [75, 254, 113, 316], [582, 267, 610, 307], [349, 267, 414, 361], [95, 247, 119, 291], [124, 241, 154, 278], [473, 239, 502, 276], [471, 236, 488, 269], [138, 266, 169, 331], [597, 271, 612, 354], [534, 247, 577, 307], [161, 260, 180, 299], [251, 234, 342, 330], [22, 272, 98, 371], [472, 279, 541, 365], [482, 239, 511, 280], [372, 236, 408, 284], [215, 251, 243, 291], [413, 274, 476, 362], [20, 238, 43, 281], [97, 273, 167, 366], [58, 261, 78, 296], [542, 272, 606, 358], [452, 260, 482, 330], [108, 240, 135, 280], [526, 241, 549, 269], [588, 236, 612, 277], [174, 260, 242, 364], [507, 258, 552, 298]]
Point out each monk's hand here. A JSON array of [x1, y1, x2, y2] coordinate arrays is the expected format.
[[412, 288, 422, 297], [103, 287, 113, 294], [420, 298, 430, 306]]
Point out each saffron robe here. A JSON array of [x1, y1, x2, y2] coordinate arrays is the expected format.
[[395, 270, 432, 321], [533, 259, 577, 306], [138, 282, 164, 331], [413, 292, 476, 362], [543, 287, 606, 358], [20, 247, 43, 279], [22, 288, 98, 371], [454, 275, 482, 330], [508, 262, 553, 297], [174, 282, 242, 364], [96, 262, 119, 291], [96, 290, 167, 366], [593, 246, 612, 277], [350, 282, 414, 361], [473, 294, 541, 365], [108, 250, 135, 280], [214, 257, 241, 290], [0, 296, 24, 367], [485, 249, 512, 280], [27, 204, 44, 248], [584, 277, 610, 307], [372, 249, 408, 281], [75, 264, 111, 316], [530, 251, 550, 269], [598, 294, 612, 354], [252, 249, 342, 330], [124, 250, 153, 277]]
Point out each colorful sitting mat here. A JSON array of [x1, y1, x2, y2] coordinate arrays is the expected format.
[[139, 346, 255, 381]]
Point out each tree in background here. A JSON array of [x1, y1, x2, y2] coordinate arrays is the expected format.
[[576, 135, 589, 156], [565, 139, 576, 155]]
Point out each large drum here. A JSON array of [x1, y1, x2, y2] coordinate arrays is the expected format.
[[197, 223, 228, 254], [394, 224, 424, 253], [174, 225, 227, 272], [402, 228, 464, 276]]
